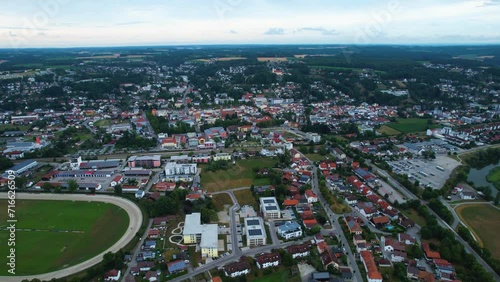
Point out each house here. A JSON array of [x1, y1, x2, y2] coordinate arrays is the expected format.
[[459, 190, 476, 200], [138, 261, 155, 272], [398, 233, 417, 245], [345, 195, 358, 205], [104, 269, 121, 281], [224, 258, 251, 277], [303, 219, 319, 229], [284, 199, 299, 207], [148, 229, 160, 239], [286, 243, 310, 259], [346, 219, 363, 235], [312, 272, 330, 282], [144, 271, 158, 282], [422, 242, 441, 261], [399, 218, 415, 229], [277, 221, 302, 239], [144, 240, 157, 250], [360, 251, 383, 282], [371, 216, 390, 227], [153, 216, 169, 226], [320, 249, 339, 269], [167, 260, 187, 273], [255, 252, 281, 269], [305, 190, 318, 203]]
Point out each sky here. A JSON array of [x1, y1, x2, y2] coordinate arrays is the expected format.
[[1, 0, 499, 48]]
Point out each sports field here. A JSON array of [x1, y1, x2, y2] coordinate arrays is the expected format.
[[0, 200, 129, 275], [456, 204, 500, 260], [200, 158, 276, 192], [387, 118, 439, 134]]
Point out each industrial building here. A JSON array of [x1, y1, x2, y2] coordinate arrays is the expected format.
[[3, 159, 38, 176], [182, 213, 218, 258], [259, 197, 281, 219], [244, 217, 267, 246]]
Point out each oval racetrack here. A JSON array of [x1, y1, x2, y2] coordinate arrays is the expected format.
[[0, 193, 143, 282]]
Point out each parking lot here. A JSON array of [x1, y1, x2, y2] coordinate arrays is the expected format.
[[388, 156, 460, 190]]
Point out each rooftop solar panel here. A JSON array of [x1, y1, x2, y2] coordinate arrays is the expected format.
[[247, 219, 260, 226], [248, 229, 262, 236]]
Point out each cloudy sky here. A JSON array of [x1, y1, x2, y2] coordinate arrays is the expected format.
[[1, 0, 499, 48]]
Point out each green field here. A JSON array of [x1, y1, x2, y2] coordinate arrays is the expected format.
[[253, 269, 301, 282], [0, 200, 129, 275], [377, 125, 401, 136], [94, 119, 112, 127], [456, 204, 500, 260], [233, 189, 257, 208], [305, 153, 328, 162], [486, 167, 500, 189], [387, 118, 439, 134], [212, 193, 233, 211], [0, 124, 31, 131], [200, 158, 276, 192]]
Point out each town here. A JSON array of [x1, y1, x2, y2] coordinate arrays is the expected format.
[[0, 45, 499, 282]]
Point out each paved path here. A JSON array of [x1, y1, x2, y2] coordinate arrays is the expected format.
[[0, 193, 143, 282]]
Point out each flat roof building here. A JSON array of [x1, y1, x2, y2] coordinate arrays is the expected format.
[[127, 155, 161, 168], [182, 213, 218, 258], [244, 217, 267, 247], [4, 159, 38, 176], [259, 197, 281, 219]]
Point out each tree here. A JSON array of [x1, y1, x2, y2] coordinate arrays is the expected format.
[[67, 179, 78, 193], [0, 156, 14, 171], [114, 184, 122, 195], [495, 193, 500, 206], [42, 182, 53, 192]]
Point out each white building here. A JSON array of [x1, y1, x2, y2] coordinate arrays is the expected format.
[[244, 217, 267, 246], [182, 213, 218, 258], [459, 191, 476, 200], [213, 153, 232, 161], [259, 197, 281, 219], [277, 221, 303, 240], [306, 132, 321, 143], [164, 162, 197, 175]]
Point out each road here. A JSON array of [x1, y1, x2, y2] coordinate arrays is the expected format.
[[169, 187, 313, 282], [298, 150, 363, 282], [123, 219, 154, 278], [368, 162, 500, 280], [0, 193, 143, 282]]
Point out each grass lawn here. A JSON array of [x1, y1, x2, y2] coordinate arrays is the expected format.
[[0, 124, 31, 131], [456, 204, 500, 260], [486, 166, 500, 188], [377, 125, 401, 136], [305, 153, 328, 162], [93, 119, 112, 127], [387, 118, 440, 134], [212, 193, 233, 211], [401, 208, 427, 227], [253, 269, 301, 282], [233, 189, 257, 208], [0, 200, 129, 275], [201, 158, 276, 192]]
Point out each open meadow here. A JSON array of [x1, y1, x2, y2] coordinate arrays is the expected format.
[[200, 158, 276, 192], [456, 204, 500, 260]]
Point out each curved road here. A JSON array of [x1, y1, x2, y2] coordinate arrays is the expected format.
[[0, 193, 143, 282]]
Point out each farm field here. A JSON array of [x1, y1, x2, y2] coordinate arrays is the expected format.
[[387, 118, 440, 134], [200, 158, 276, 192], [257, 57, 288, 62], [456, 204, 500, 260], [0, 200, 129, 275]]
